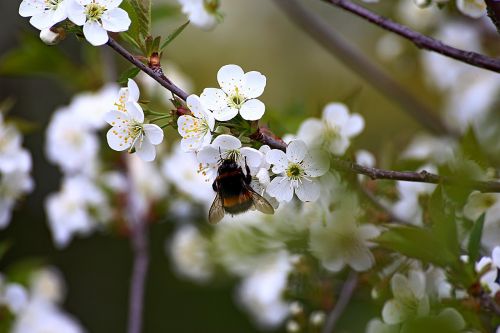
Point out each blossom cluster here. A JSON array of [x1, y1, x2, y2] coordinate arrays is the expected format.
[[0, 114, 33, 230], [0, 267, 84, 332], [19, 0, 131, 46]]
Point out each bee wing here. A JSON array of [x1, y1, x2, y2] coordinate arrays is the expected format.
[[249, 189, 275, 215], [208, 193, 225, 224]]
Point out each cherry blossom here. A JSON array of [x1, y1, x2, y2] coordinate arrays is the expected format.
[[177, 94, 215, 152]]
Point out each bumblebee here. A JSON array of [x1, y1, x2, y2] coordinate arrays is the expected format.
[[209, 156, 274, 224]]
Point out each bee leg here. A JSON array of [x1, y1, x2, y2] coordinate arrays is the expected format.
[[244, 157, 252, 185], [212, 181, 217, 192]]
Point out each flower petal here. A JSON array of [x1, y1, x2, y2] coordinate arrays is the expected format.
[[19, 0, 44, 17], [30, 12, 56, 30], [67, 0, 86, 25], [295, 179, 320, 202], [83, 21, 109, 46], [212, 134, 241, 150], [217, 64, 244, 95], [143, 124, 164, 145], [181, 136, 204, 152], [286, 140, 307, 163], [104, 110, 130, 126], [97, 0, 122, 9], [323, 103, 349, 128], [101, 7, 131, 32], [135, 137, 156, 161], [347, 247, 375, 272], [240, 147, 263, 168], [242, 71, 266, 99], [126, 101, 144, 122], [391, 274, 413, 301], [107, 127, 130, 151], [213, 106, 238, 121], [239, 99, 265, 121], [266, 149, 288, 174], [186, 94, 207, 119], [127, 79, 140, 102], [344, 113, 365, 138], [266, 176, 294, 202], [302, 150, 329, 177], [200, 88, 227, 111], [197, 146, 219, 164], [297, 118, 323, 146], [492, 246, 500, 268], [382, 299, 406, 325]]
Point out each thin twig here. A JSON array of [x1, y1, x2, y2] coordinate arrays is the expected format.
[[106, 37, 188, 101], [322, 271, 358, 333], [323, 0, 500, 73], [272, 0, 452, 136], [125, 156, 150, 333]]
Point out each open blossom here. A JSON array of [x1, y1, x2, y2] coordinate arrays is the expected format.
[[105, 88, 164, 162], [297, 103, 364, 155], [196, 134, 263, 182], [19, 0, 68, 30], [266, 140, 329, 202], [463, 191, 500, 252], [67, 0, 131, 46], [309, 194, 380, 272], [177, 0, 219, 30], [475, 247, 500, 295], [178, 95, 215, 152], [201, 64, 267, 121]]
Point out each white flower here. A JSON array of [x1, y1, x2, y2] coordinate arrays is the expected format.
[[30, 268, 65, 304], [177, 94, 215, 152], [237, 251, 292, 329], [67, 0, 131, 46], [177, 0, 219, 30], [475, 247, 500, 295], [381, 270, 430, 325], [0, 170, 34, 229], [309, 200, 380, 272], [45, 175, 109, 248], [46, 107, 99, 174], [463, 191, 500, 252], [162, 144, 213, 204], [297, 103, 364, 155], [200, 64, 267, 121], [196, 134, 263, 182], [2, 283, 29, 314], [12, 299, 84, 333], [456, 0, 486, 18], [169, 224, 214, 283], [366, 319, 399, 333], [401, 134, 456, 165], [105, 97, 164, 162], [19, 0, 68, 30], [266, 140, 329, 202], [0, 115, 32, 174], [70, 83, 119, 130]]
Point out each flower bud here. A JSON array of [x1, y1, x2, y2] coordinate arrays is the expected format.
[[310, 311, 326, 326], [286, 320, 300, 333], [39, 27, 65, 45], [289, 301, 303, 316], [413, 0, 432, 8]]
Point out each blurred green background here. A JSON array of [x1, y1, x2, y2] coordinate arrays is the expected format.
[[0, 0, 446, 332]]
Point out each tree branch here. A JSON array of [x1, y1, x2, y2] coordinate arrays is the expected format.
[[105, 36, 500, 193], [272, 0, 453, 136], [322, 271, 358, 333], [323, 0, 500, 73]]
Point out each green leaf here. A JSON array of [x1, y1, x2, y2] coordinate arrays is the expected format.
[[0, 241, 11, 261], [429, 186, 459, 257], [376, 225, 457, 267], [467, 213, 485, 264], [126, 0, 151, 39], [160, 21, 190, 51], [117, 67, 141, 85]]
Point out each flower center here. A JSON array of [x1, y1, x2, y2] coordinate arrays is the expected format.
[[323, 123, 340, 142], [182, 118, 209, 138], [228, 88, 245, 109], [45, 0, 62, 11], [286, 163, 304, 180], [85, 2, 106, 22], [126, 121, 145, 153], [203, 0, 220, 13]]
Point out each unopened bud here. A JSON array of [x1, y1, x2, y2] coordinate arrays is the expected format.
[[289, 301, 303, 316], [39, 27, 65, 45], [286, 320, 300, 333], [310, 311, 326, 326]]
